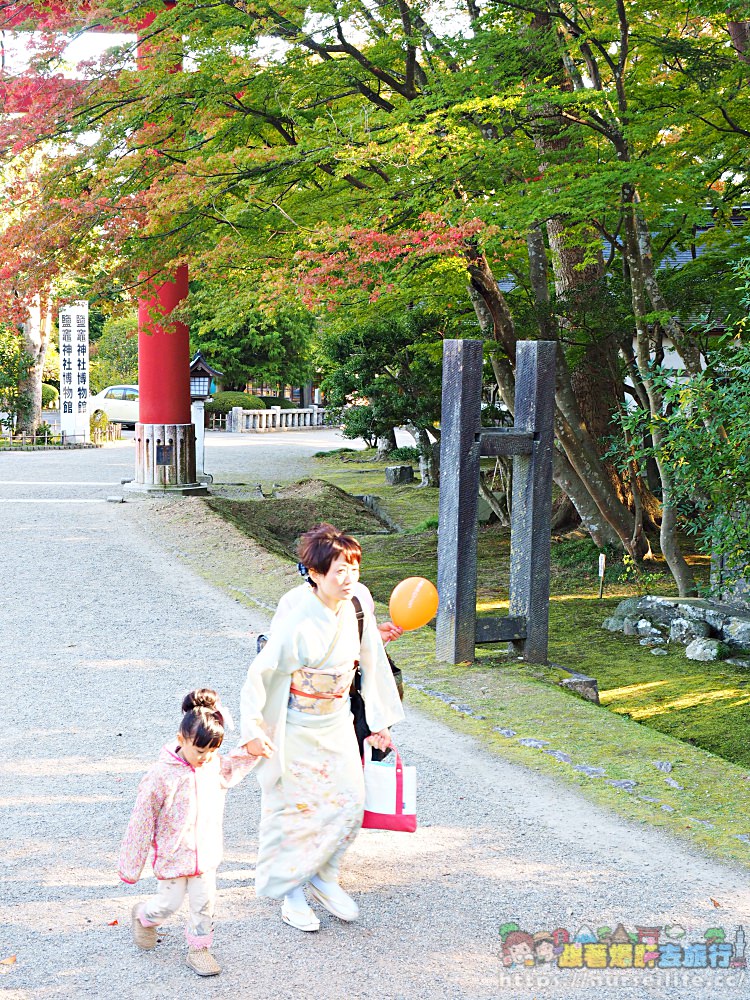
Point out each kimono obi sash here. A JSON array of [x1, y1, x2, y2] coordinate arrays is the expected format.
[[288, 665, 356, 715]]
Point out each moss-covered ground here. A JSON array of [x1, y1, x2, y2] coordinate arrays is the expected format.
[[192, 448, 750, 867]]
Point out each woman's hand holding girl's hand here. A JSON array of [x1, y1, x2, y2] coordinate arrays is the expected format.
[[243, 736, 276, 758], [365, 729, 392, 751], [377, 621, 404, 644]]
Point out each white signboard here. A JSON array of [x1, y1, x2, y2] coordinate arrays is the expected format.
[[59, 301, 89, 443]]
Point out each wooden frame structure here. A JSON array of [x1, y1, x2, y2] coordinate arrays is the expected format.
[[436, 339, 556, 664]]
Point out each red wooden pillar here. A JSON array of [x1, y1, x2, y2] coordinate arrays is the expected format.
[[131, 6, 204, 492], [138, 265, 191, 426]]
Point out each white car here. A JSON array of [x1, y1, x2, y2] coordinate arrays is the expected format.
[[89, 385, 139, 427]]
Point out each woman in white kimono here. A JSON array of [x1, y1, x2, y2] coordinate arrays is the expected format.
[[240, 524, 405, 933]]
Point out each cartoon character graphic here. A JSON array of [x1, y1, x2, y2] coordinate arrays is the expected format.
[[502, 931, 536, 968], [533, 932, 555, 964]]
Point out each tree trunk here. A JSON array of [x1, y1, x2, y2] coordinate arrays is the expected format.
[[728, 18, 750, 61], [622, 191, 696, 595], [479, 472, 510, 526], [550, 494, 579, 533], [526, 12, 630, 506], [18, 293, 53, 434], [408, 424, 439, 487], [376, 428, 397, 460], [467, 270, 630, 551]]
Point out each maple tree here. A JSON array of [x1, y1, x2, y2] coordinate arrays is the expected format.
[[2, 0, 750, 592]]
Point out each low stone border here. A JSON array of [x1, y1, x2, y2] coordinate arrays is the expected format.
[[0, 443, 102, 451], [602, 595, 750, 663]]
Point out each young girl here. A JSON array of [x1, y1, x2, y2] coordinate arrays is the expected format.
[[119, 689, 257, 977]]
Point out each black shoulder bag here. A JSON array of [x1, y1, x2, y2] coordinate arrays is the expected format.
[[350, 596, 404, 761]]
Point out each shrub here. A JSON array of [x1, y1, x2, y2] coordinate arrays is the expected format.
[[205, 391, 266, 415], [313, 447, 359, 458], [389, 445, 420, 463], [89, 314, 138, 393], [90, 409, 109, 437], [407, 516, 439, 533], [41, 383, 59, 409], [258, 395, 297, 409]]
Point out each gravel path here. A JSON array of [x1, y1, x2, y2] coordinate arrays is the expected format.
[[1, 441, 749, 1000]]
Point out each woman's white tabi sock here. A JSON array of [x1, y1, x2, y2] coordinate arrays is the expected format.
[[284, 885, 308, 909]]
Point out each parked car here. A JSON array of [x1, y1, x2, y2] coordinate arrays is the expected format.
[[89, 385, 139, 427]]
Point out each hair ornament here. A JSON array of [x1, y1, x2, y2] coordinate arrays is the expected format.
[[215, 700, 235, 731]]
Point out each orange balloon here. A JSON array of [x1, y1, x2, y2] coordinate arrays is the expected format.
[[389, 577, 439, 631]]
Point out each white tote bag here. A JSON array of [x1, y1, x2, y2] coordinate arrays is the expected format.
[[362, 744, 417, 833]]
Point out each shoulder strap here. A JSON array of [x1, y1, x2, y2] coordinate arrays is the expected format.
[[352, 595, 364, 643]]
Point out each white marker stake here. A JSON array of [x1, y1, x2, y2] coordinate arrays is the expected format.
[[598, 552, 606, 599]]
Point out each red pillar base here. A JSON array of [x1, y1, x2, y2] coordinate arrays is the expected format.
[[125, 421, 207, 495], [135, 264, 202, 492]]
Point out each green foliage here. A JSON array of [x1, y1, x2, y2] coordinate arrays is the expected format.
[[0, 327, 33, 431], [43, 342, 59, 386], [615, 554, 667, 596], [313, 447, 359, 458], [389, 446, 420, 463], [41, 383, 59, 409], [204, 391, 265, 414], [617, 281, 750, 592], [258, 396, 297, 409], [336, 405, 378, 447], [553, 538, 603, 570], [90, 408, 109, 437], [320, 310, 444, 449], [408, 516, 440, 533], [89, 314, 138, 394], [190, 292, 315, 391]]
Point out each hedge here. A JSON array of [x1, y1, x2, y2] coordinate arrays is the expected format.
[[205, 392, 266, 415], [42, 383, 59, 408]]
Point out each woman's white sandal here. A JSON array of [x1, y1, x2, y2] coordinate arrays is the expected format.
[[308, 878, 359, 922], [281, 896, 320, 932]]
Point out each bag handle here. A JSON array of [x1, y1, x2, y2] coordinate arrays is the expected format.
[[363, 742, 404, 816]]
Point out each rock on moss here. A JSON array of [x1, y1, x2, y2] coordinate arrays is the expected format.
[[724, 619, 750, 649], [685, 638, 727, 662], [669, 617, 712, 644], [613, 597, 642, 620], [637, 597, 681, 628]]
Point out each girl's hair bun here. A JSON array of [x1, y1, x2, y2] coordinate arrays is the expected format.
[[182, 688, 219, 713], [180, 689, 225, 750]]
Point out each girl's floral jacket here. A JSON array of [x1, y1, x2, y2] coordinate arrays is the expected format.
[[118, 743, 257, 883]]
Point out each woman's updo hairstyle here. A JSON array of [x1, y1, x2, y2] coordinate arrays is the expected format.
[[297, 523, 361, 581], [180, 689, 225, 750]]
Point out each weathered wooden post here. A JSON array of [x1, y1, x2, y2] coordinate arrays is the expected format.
[[435, 340, 483, 663], [436, 339, 556, 664], [507, 340, 556, 662]]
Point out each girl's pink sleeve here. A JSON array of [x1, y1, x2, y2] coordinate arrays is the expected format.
[[118, 771, 164, 884], [219, 747, 259, 790]]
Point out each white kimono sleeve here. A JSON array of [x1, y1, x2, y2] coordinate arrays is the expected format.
[[358, 611, 405, 734], [239, 627, 299, 746]]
